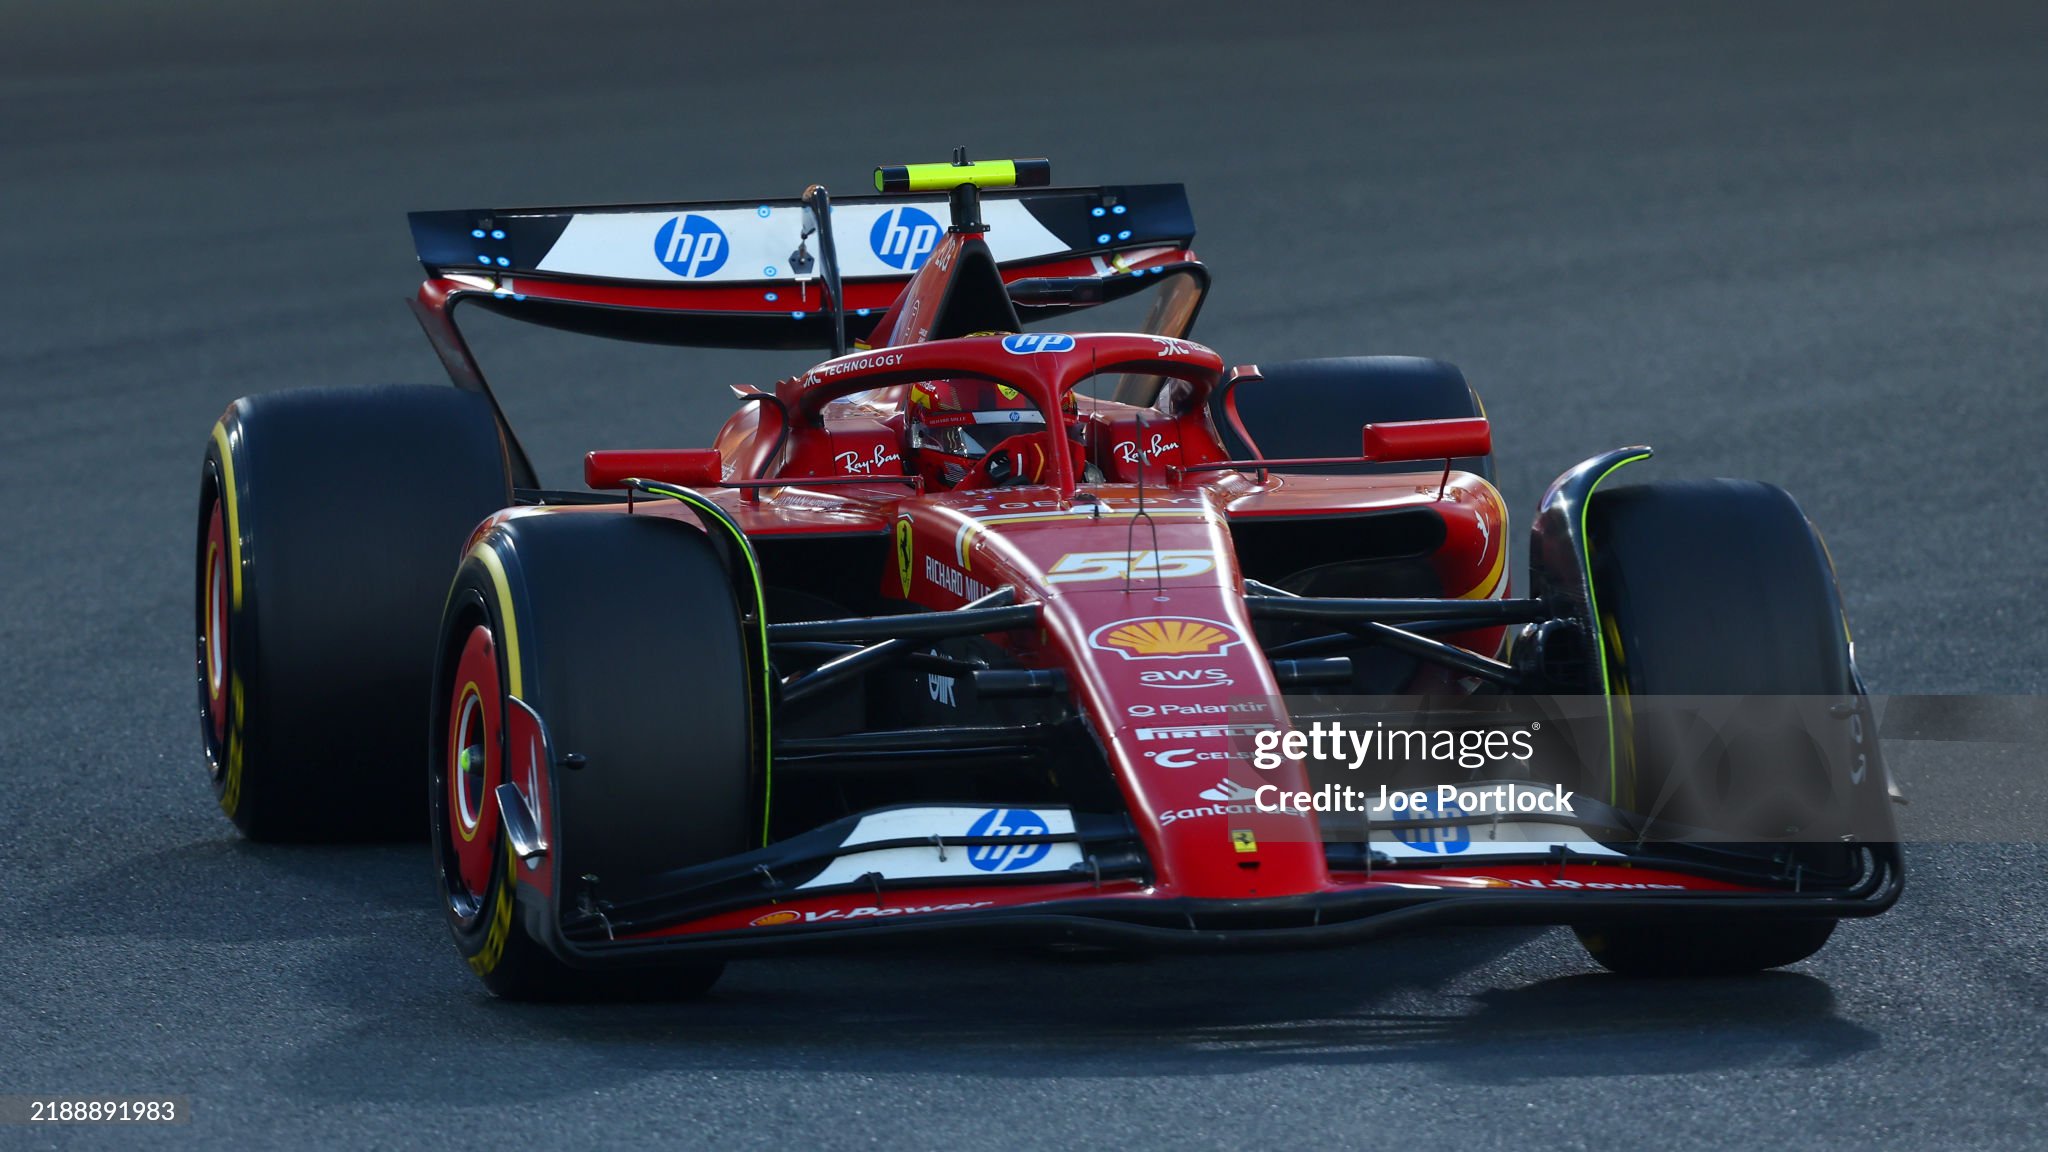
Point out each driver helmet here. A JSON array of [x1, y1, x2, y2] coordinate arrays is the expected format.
[[907, 378, 1049, 488]]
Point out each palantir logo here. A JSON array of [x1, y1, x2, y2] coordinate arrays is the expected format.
[[870, 205, 941, 271], [966, 807, 1051, 873], [653, 214, 729, 278]]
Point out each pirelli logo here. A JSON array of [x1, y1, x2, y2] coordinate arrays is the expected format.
[[1135, 723, 1274, 742]]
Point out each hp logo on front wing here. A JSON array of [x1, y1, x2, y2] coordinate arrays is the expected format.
[[966, 808, 1051, 872]]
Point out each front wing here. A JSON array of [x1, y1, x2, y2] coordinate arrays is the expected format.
[[498, 701, 1900, 967]]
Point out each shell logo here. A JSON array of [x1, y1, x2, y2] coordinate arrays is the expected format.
[[1469, 876, 1513, 889], [750, 909, 802, 928], [1090, 617, 1242, 661]]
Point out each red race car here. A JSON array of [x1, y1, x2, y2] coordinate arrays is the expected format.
[[195, 155, 1900, 998]]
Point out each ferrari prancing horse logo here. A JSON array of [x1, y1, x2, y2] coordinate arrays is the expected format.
[[895, 518, 914, 597]]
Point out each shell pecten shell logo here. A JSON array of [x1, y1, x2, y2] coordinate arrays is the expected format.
[[1089, 617, 1243, 661], [750, 909, 803, 928]]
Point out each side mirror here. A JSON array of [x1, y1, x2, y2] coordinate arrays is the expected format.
[[1007, 277, 1108, 307], [583, 449, 724, 490], [1361, 417, 1491, 464]]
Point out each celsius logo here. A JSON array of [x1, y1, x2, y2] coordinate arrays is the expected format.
[[870, 205, 941, 271], [1002, 333, 1076, 355], [966, 807, 1051, 873], [1149, 748, 1249, 769], [653, 214, 729, 278]]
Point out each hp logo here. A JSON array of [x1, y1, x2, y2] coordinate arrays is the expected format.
[[1000, 333, 1077, 355], [1393, 798, 1470, 854], [870, 205, 941, 271], [653, 214, 729, 278], [965, 807, 1051, 873]]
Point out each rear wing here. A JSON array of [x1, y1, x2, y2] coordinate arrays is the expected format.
[[408, 184, 1196, 350]]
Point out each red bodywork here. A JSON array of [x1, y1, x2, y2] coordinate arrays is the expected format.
[[420, 214, 1811, 954]]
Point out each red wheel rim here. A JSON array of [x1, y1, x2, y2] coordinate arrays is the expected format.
[[202, 498, 229, 745], [447, 624, 503, 902]]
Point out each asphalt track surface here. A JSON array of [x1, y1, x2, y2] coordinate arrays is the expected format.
[[3, 2, 2046, 1148]]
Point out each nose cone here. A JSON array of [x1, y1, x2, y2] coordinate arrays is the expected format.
[[1046, 589, 1330, 899], [908, 486, 1332, 898]]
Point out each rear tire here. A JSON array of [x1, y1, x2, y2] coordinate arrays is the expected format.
[[1571, 479, 1877, 976], [1207, 356, 1495, 482], [431, 511, 755, 1000], [198, 386, 511, 841]]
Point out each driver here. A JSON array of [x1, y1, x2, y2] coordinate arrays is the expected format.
[[906, 378, 1112, 490], [906, 378, 1048, 489]]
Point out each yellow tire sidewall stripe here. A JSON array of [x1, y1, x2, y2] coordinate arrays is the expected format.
[[462, 538, 523, 978], [210, 420, 245, 816], [1578, 452, 1653, 804], [210, 422, 243, 611], [468, 839, 518, 977], [468, 541, 523, 699]]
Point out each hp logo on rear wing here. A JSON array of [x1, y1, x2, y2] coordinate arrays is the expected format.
[[870, 205, 941, 271], [653, 214, 730, 278]]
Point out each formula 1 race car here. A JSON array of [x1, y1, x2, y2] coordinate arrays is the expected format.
[[195, 154, 1901, 997]]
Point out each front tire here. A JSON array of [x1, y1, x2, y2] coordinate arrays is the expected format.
[[1576, 919, 1837, 978], [1569, 479, 1883, 976], [431, 511, 756, 999]]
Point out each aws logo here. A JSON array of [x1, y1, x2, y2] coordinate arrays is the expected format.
[[871, 205, 941, 271], [1140, 667, 1233, 690], [653, 214, 729, 278], [1089, 617, 1243, 661]]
